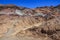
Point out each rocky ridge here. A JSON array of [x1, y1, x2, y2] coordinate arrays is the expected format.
[[0, 4, 60, 40]]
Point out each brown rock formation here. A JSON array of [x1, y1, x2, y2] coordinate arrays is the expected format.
[[0, 4, 60, 40]]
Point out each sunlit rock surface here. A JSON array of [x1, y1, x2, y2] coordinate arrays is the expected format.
[[0, 4, 60, 40]]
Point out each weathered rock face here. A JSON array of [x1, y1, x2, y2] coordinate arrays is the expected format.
[[0, 4, 60, 40], [0, 14, 45, 37]]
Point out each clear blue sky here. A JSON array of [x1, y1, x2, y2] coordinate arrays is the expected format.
[[0, 0, 60, 8]]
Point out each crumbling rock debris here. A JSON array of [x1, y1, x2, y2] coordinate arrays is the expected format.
[[0, 4, 60, 40]]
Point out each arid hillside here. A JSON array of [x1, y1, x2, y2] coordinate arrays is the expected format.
[[0, 4, 60, 40]]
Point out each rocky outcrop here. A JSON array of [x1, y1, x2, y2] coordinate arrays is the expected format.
[[0, 4, 60, 40]]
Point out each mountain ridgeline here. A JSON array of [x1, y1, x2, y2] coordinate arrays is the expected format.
[[0, 4, 60, 40]]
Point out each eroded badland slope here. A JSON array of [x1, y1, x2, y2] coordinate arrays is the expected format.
[[0, 4, 60, 40]]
